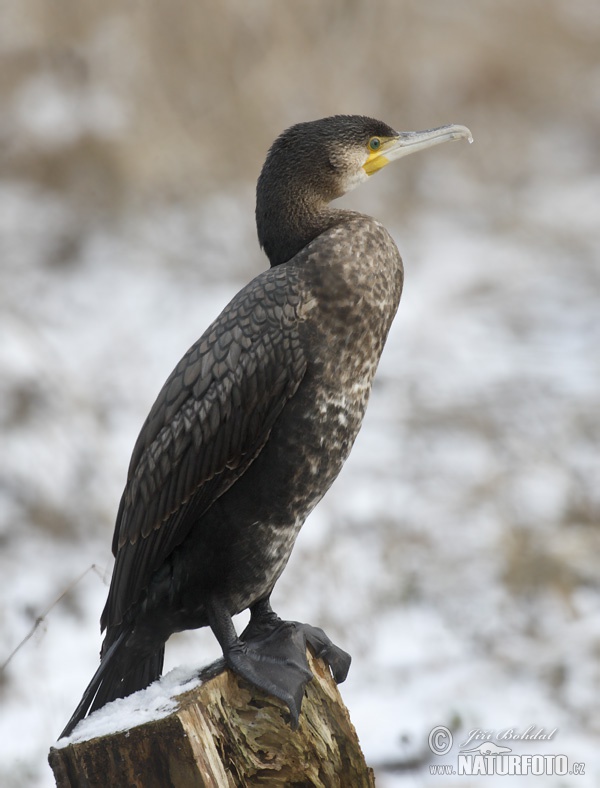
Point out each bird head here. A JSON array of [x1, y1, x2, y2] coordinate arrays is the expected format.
[[259, 115, 472, 204]]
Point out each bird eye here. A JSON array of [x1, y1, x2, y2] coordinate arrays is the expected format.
[[368, 137, 381, 151]]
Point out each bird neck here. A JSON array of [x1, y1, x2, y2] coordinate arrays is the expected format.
[[256, 185, 347, 267]]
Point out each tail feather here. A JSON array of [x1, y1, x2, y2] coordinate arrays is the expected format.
[[59, 631, 165, 740]]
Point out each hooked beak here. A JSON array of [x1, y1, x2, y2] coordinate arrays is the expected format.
[[363, 124, 473, 175]]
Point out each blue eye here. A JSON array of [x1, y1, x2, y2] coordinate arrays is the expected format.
[[369, 137, 381, 151]]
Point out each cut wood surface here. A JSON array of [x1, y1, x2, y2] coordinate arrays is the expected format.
[[49, 650, 375, 787]]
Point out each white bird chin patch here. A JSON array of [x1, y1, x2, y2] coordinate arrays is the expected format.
[[329, 144, 370, 197], [341, 165, 370, 195]]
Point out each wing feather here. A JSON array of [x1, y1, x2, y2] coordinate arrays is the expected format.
[[102, 266, 308, 629]]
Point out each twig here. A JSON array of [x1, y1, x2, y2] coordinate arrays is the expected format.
[[0, 564, 104, 673]]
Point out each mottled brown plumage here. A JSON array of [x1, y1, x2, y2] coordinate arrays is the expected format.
[[61, 115, 471, 739]]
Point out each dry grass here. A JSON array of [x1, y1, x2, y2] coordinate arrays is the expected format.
[[2, 0, 598, 208]]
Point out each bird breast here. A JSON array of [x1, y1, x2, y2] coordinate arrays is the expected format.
[[278, 214, 404, 513]]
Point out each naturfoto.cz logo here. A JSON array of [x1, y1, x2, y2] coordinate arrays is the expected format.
[[428, 726, 585, 777]]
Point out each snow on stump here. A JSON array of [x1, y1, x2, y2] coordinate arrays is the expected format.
[[48, 649, 374, 787]]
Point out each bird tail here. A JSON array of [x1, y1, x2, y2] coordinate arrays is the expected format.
[[59, 629, 165, 740]]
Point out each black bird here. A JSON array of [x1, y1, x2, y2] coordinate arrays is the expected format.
[[60, 115, 471, 738]]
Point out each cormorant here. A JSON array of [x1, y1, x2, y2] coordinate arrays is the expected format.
[[60, 115, 471, 739]]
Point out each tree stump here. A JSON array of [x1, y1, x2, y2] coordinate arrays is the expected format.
[[48, 650, 375, 787]]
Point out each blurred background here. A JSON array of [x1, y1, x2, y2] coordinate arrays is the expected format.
[[1, 1, 599, 785]]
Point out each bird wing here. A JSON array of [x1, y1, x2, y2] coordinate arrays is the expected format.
[[101, 265, 308, 630]]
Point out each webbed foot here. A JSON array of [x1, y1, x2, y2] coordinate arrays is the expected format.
[[208, 596, 351, 728], [238, 598, 351, 723], [228, 621, 313, 727]]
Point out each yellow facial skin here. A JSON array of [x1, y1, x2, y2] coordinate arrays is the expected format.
[[362, 137, 397, 176]]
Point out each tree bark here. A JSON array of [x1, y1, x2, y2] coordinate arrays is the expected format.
[[49, 650, 375, 787]]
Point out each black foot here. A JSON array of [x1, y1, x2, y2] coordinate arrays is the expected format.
[[234, 598, 351, 725], [208, 596, 351, 728], [228, 621, 313, 728]]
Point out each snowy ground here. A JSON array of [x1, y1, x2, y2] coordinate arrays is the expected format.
[[1, 163, 599, 786]]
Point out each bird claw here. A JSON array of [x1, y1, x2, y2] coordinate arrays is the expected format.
[[295, 622, 352, 684]]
